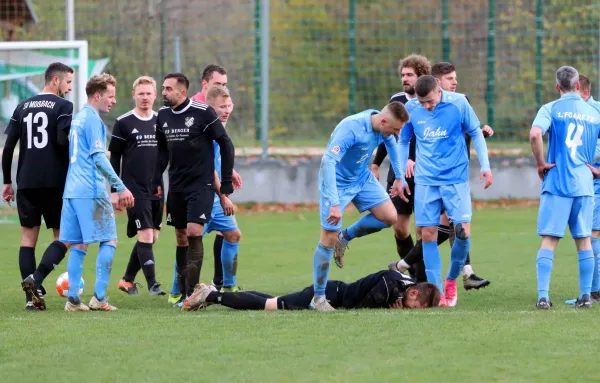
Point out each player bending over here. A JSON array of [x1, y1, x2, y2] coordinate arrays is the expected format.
[[311, 103, 409, 311], [62, 73, 135, 312], [531, 67, 600, 309], [182, 269, 440, 311]]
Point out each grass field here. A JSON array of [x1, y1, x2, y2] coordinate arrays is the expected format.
[[1, 205, 599, 382]]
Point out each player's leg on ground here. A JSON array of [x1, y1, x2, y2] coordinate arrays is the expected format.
[[135, 228, 164, 294], [94, 240, 118, 303], [67, 244, 88, 304], [421, 226, 443, 294], [311, 229, 336, 311], [19, 226, 40, 304], [30, 239, 69, 289], [221, 229, 241, 290], [536, 236, 559, 307], [213, 234, 224, 288], [119, 242, 141, 294], [175, 229, 189, 297], [575, 237, 593, 303], [591, 231, 600, 300], [414, 184, 444, 296], [186, 222, 205, 297]]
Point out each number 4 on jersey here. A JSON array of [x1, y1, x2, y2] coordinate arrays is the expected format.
[[565, 122, 584, 160]]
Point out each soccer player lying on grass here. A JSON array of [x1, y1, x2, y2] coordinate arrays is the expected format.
[[181, 269, 441, 311]]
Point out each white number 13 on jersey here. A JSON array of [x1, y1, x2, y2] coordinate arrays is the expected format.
[[566, 122, 584, 159]]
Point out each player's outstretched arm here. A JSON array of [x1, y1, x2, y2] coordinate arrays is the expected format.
[[1, 112, 21, 206]]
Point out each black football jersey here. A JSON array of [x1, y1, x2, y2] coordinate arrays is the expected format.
[[373, 92, 417, 182], [156, 99, 230, 192], [4, 93, 73, 189], [337, 270, 417, 309], [108, 110, 160, 199]]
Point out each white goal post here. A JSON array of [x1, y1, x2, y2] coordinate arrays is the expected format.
[[0, 40, 88, 111]]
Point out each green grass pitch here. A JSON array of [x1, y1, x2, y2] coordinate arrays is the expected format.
[[1, 206, 599, 382]]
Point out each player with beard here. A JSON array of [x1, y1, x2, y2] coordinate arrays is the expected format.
[[152, 73, 235, 307], [3, 63, 74, 310], [182, 269, 440, 311], [109, 76, 166, 296], [167, 65, 241, 303]]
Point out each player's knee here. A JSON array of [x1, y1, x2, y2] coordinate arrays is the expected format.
[[137, 229, 153, 243], [105, 240, 118, 247], [320, 229, 338, 248], [454, 223, 470, 240], [20, 226, 40, 247], [152, 230, 160, 244], [265, 298, 278, 311], [175, 229, 188, 246], [187, 223, 204, 237], [381, 213, 397, 227], [421, 226, 438, 242], [224, 229, 241, 243], [73, 243, 88, 251]]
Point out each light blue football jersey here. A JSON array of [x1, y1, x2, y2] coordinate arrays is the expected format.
[[400, 90, 486, 185], [323, 110, 394, 189], [532, 93, 600, 197], [63, 104, 109, 199]]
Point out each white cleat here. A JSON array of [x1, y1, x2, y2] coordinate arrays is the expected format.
[[89, 295, 118, 311], [309, 295, 335, 311]]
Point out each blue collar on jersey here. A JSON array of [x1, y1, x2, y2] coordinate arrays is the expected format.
[[559, 92, 582, 101], [82, 103, 100, 116], [363, 109, 378, 133]]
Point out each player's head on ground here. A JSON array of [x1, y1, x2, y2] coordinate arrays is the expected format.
[[375, 101, 409, 136], [398, 54, 431, 96], [162, 73, 189, 108], [132, 76, 157, 111], [201, 64, 227, 95], [206, 85, 234, 126], [396, 282, 441, 309], [432, 62, 457, 92], [578, 74, 591, 101], [86, 73, 117, 113], [555, 66, 580, 95], [415, 75, 442, 112], [44, 62, 74, 98]]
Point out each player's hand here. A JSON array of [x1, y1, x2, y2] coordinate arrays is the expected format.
[[118, 189, 135, 210], [370, 164, 380, 180], [405, 159, 416, 179], [220, 195, 235, 216], [390, 179, 410, 202], [587, 164, 600, 179], [326, 205, 342, 226], [1, 184, 14, 207], [154, 185, 163, 199], [480, 170, 493, 189], [482, 125, 494, 138], [232, 170, 243, 190], [110, 192, 122, 211], [389, 299, 403, 309], [536, 163, 556, 181]]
